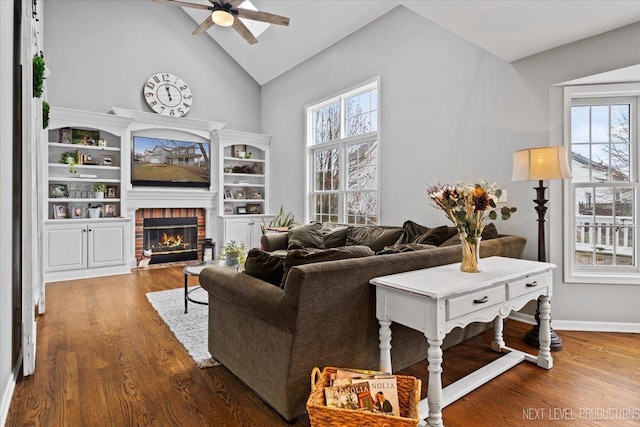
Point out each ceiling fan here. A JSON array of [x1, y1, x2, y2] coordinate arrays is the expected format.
[[153, 0, 290, 45]]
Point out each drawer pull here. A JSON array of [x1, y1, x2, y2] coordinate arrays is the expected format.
[[473, 296, 489, 304], [526, 281, 539, 288]]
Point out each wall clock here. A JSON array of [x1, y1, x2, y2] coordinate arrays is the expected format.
[[143, 73, 192, 117]]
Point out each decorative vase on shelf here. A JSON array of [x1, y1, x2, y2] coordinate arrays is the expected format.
[[88, 207, 101, 219], [95, 192, 104, 199], [459, 235, 481, 273]]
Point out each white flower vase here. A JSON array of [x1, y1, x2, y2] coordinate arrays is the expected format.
[[88, 208, 101, 219], [95, 192, 104, 199]]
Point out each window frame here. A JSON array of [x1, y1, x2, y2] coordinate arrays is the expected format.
[[563, 84, 640, 284], [305, 77, 380, 224]]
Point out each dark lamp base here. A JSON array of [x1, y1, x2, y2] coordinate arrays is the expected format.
[[524, 325, 563, 351]]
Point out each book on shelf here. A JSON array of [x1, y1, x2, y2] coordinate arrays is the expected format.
[[326, 367, 399, 417]]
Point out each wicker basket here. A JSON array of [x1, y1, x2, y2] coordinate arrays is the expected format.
[[306, 367, 421, 427]]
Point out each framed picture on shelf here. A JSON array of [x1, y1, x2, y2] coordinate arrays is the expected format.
[[59, 128, 73, 144], [104, 204, 117, 217], [70, 205, 84, 219], [106, 185, 118, 198], [235, 190, 245, 200], [49, 183, 68, 198], [224, 189, 233, 199], [250, 191, 262, 199], [101, 154, 115, 166], [247, 203, 261, 214], [236, 205, 247, 214], [224, 206, 234, 215], [72, 129, 99, 146], [53, 203, 68, 219], [232, 144, 247, 158]]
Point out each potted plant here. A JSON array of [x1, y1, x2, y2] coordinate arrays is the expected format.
[[93, 182, 106, 199], [221, 240, 246, 266], [59, 151, 78, 174], [261, 206, 294, 234]]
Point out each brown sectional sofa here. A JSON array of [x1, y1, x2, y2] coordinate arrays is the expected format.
[[199, 222, 526, 421]]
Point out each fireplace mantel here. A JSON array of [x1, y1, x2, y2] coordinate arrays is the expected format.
[[127, 188, 216, 210]]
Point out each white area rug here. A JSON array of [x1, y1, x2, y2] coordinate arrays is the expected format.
[[146, 286, 220, 368]]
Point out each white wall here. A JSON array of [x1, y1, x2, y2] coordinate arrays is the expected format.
[[0, 1, 16, 423], [261, 6, 640, 327], [43, 0, 261, 132]]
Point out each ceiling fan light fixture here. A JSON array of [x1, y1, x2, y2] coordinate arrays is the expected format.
[[212, 10, 234, 27]]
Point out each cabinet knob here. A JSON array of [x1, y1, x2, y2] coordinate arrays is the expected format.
[[526, 281, 538, 288]]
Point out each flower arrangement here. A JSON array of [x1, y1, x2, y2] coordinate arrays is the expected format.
[[428, 180, 516, 272]]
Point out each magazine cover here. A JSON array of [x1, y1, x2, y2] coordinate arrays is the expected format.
[[325, 381, 374, 411], [353, 377, 399, 417]]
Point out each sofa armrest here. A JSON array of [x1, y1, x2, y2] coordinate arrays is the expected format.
[[199, 266, 296, 332], [261, 232, 289, 252]]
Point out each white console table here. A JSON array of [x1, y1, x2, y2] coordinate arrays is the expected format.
[[370, 256, 556, 427]]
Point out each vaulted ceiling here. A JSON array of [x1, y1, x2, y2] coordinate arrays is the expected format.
[[166, 0, 640, 85]]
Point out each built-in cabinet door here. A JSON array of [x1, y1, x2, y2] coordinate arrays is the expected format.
[[45, 223, 87, 272], [222, 216, 275, 251], [88, 222, 126, 268]]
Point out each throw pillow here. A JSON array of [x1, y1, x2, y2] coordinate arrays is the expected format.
[[398, 220, 431, 244], [287, 222, 325, 250], [376, 243, 437, 255], [322, 223, 349, 248], [481, 223, 499, 240], [345, 226, 404, 253], [243, 248, 286, 286], [413, 225, 450, 246], [281, 246, 374, 288]]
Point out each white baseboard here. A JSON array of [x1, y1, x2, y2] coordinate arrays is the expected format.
[[0, 356, 21, 426], [508, 313, 640, 333]]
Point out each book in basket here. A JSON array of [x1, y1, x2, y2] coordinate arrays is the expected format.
[[324, 381, 374, 411], [352, 377, 400, 417]]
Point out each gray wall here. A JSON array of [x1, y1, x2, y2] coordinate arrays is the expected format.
[[262, 6, 640, 326], [514, 22, 640, 325], [43, 0, 261, 132]]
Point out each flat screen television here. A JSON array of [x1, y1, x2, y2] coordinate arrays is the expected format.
[[132, 136, 211, 188]]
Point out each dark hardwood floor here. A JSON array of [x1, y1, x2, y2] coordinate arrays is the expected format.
[[7, 266, 640, 426]]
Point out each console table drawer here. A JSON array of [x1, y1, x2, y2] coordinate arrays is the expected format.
[[446, 286, 506, 320], [506, 271, 552, 300]]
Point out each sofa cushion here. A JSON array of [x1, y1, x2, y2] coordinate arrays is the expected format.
[[243, 249, 286, 286], [287, 222, 325, 250], [281, 246, 375, 288], [345, 226, 404, 253], [376, 243, 438, 255], [322, 223, 349, 248]]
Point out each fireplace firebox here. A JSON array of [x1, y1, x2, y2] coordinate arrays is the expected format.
[[143, 217, 198, 264]]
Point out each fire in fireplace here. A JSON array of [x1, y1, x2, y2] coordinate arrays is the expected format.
[[143, 217, 198, 264]]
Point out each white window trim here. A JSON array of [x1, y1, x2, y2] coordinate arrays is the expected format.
[[304, 77, 381, 224], [563, 83, 640, 285]]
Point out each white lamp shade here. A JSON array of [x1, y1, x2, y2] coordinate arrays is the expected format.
[[512, 146, 572, 181], [212, 10, 234, 27]]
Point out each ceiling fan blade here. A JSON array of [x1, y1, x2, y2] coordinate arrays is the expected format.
[[232, 18, 258, 44], [236, 9, 290, 26], [153, 0, 212, 11], [193, 15, 215, 36]]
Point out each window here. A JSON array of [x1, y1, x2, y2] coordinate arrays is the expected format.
[[306, 79, 379, 224], [565, 84, 640, 284]]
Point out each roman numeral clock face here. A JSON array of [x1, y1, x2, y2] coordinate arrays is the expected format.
[[143, 73, 192, 117]]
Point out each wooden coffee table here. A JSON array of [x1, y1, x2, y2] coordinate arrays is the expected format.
[[370, 256, 556, 427]]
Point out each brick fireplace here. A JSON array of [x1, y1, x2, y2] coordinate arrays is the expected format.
[[135, 208, 206, 264]]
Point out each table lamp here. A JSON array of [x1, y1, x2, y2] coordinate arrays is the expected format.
[[512, 145, 571, 351]]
